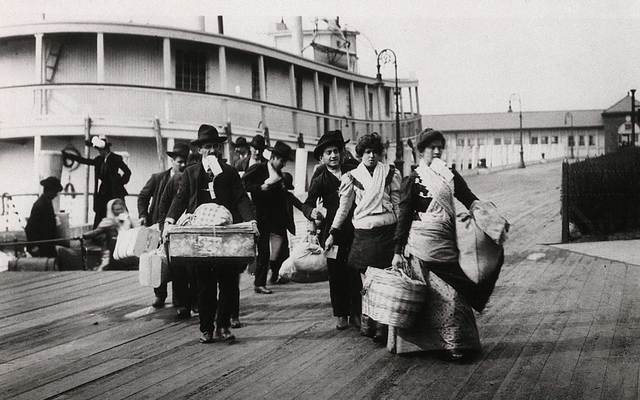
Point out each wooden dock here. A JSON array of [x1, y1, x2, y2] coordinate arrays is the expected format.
[[2, 161, 639, 399]]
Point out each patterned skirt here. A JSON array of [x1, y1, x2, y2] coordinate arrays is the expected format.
[[388, 257, 481, 354]]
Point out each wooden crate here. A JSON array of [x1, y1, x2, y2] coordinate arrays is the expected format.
[[167, 222, 257, 264]]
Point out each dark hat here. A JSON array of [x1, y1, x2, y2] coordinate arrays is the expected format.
[[166, 142, 190, 159], [313, 130, 349, 159], [282, 172, 294, 190], [191, 124, 227, 146], [416, 128, 446, 153], [84, 135, 111, 149], [250, 134, 266, 151], [234, 137, 249, 148], [40, 176, 63, 192], [268, 141, 293, 161]]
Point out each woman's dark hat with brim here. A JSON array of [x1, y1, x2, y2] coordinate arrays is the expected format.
[[234, 137, 249, 149], [268, 141, 293, 161], [40, 176, 63, 192], [166, 142, 190, 159], [84, 135, 111, 149], [250, 134, 266, 151], [313, 130, 350, 160], [416, 128, 446, 153], [191, 124, 227, 146], [282, 172, 294, 190]]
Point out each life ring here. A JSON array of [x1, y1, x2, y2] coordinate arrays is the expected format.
[[62, 146, 81, 171], [64, 182, 77, 199]]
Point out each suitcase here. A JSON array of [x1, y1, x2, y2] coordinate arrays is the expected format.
[[113, 227, 161, 260], [167, 222, 258, 264]]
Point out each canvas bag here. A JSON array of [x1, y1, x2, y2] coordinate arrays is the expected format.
[[138, 246, 169, 288]]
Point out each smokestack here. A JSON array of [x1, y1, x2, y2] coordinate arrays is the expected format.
[[218, 16, 224, 34], [291, 16, 303, 56], [197, 16, 205, 32]]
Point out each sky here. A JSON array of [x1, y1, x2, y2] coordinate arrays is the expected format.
[[3, 0, 640, 115]]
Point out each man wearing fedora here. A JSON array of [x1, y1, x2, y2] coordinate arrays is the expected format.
[[138, 142, 190, 312], [243, 140, 294, 294], [232, 137, 250, 172], [303, 130, 361, 330], [235, 134, 267, 173], [25, 176, 63, 258], [165, 124, 255, 343], [62, 136, 131, 229]]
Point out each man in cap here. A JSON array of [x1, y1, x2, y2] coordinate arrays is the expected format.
[[242, 140, 294, 294], [25, 176, 63, 258], [62, 136, 131, 228], [302, 130, 361, 330], [138, 142, 190, 312], [165, 124, 255, 343], [236, 134, 267, 173]]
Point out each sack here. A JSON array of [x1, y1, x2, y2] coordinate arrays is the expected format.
[[361, 266, 427, 329], [290, 236, 327, 274], [139, 246, 169, 288], [279, 257, 296, 281], [113, 226, 161, 260], [456, 211, 503, 284], [193, 203, 233, 226], [470, 201, 510, 245]]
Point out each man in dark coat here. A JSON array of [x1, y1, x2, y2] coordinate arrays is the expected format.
[[165, 124, 255, 344], [25, 177, 63, 258], [138, 143, 189, 311], [62, 136, 131, 228], [242, 140, 294, 294], [232, 137, 250, 172], [303, 130, 361, 330], [235, 134, 267, 173]]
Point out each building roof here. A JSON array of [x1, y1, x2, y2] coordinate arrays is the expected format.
[[603, 95, 640, 114], [422, 109, 604, 132]]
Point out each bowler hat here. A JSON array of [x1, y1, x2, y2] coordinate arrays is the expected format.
[[234, 137, 249, 148], [85, 135, 111, 149], [40, 176, 63, 192], [250, 135, 266, 151], [191, 124, 227, 146], [416, 128, 446, 153], [268, 141, 293, 161], [166, 142, 190, 159], [282, 172, 294, 190], [313, 130, 350, 160]]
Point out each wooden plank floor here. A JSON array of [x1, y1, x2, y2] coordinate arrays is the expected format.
[[2, 161, 639, 399]]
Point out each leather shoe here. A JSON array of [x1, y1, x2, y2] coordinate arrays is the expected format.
[[199, 331, 214, 344], [254, 286, 273, 294], [151, 296, 166, 308], [336, 316, 349, 330], [214, 329, 236, 343], [230, 318, 243, 328], [350, 315, 362, 329], [176, 307, 190, 320]]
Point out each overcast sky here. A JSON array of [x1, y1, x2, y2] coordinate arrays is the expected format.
[[3, 0, 640, 115]]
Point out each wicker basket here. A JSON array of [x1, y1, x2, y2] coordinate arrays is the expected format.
[[361, 266, 427, 328]]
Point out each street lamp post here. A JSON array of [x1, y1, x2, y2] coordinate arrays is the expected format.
[[631, 89, 637, 147], [376, 48, 403, 174], [564, 112, 574, 159], [508, 93, 525, 168]]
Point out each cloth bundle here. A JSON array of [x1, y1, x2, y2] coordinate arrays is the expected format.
[[113, 226, 161, 260], [279, 234, 328, 283], [192, 203, 233, 226]]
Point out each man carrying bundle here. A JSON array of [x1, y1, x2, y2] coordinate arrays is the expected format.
[[165, 124, 255, 344]]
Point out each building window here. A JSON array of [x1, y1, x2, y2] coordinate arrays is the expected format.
[[588, 135, 595, 146], [457, 138, 465, 147], [251, 61, 260, 100], [368, 92, 374, 119], [296, 76, 303, 109], [346, 87, 352, 116], [579, 136, 585, 146], [478, 138, 485, 145], [494, 137, 502, 145], [467, 138, 473, 146], [504, 137, 512, 145], [175, 50, 206, 92], [551, 136, 559, 144], [514, 136, 522, 145], [384, 89, 391, 116], [541, 136, 549, 144], [530, 136, 538, 145], [568, 136, 575, 146]]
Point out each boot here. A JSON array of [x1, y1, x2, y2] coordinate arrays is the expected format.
[[360, 314, 375, 337]]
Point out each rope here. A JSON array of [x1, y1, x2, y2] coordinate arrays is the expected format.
[[0, 236, 83, 246]]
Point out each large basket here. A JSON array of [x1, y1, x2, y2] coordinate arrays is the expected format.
[[167, 222, 258, 264], [361, 267, 427, 328]]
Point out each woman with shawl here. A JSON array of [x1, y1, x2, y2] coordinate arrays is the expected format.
[[391, 129, 498, 361], [326, 132, 402, 344]]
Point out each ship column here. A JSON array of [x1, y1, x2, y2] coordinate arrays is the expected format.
[[34, 33, 44, 193]]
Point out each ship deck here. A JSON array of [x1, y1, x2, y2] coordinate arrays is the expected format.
[[3, 161, 640, 399]]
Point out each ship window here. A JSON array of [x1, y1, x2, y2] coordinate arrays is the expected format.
[[175, 50, 206, 92]]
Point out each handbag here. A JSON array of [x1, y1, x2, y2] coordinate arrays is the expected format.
[[361, 265, 427, 329]]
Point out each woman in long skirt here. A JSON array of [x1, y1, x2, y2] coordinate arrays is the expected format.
[[326, 132, 402, 344], [391, 129, 496, 361]]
